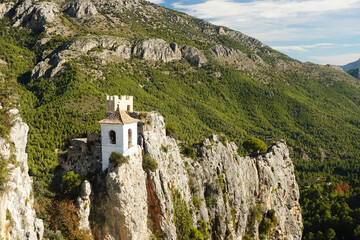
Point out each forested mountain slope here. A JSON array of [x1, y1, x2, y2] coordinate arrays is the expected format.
[[0, 0, 360, 239]]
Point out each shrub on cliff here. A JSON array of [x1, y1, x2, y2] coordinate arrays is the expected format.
[[243, 137, 268, 154], [183, 145, 196, 159], [62, 171, 83, 194], [109, 152, 129, 167], [142, 153, 158, 172], [171, 190, 193, 239], [0, 154, 9, 193], [166, 122, 178, 137], [259, 209, 278, 236]]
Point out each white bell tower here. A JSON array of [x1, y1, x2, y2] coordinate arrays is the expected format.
[[99, 95, 138, 170]]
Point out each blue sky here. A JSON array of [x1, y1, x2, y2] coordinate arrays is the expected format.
[[148, 0, 360, 65]]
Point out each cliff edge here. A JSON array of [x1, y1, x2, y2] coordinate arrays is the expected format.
[[61, 112, 302, 240], [0, 109, 44, 240]]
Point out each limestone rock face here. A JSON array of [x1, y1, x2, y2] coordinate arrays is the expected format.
[[61, 114, 302, 239], [77, 180, 92, 231], [61, 112, 303, 239], [64, 0, 98, 18], [133, 39, 182, 62], [58, 134, 102, 177], [181, 46, 208, 67], [140, 113, 192, 238], [31, 36, 131, 78], [0, 110, 44, 240], [209, 44, 259, 71], [94, 0, 142, 11], [0, 2, 14, 18], [104, 146, 148, 240], [140, 114, 302, 239], [225, 30, 266, 51], [13, 1, 59, 32], [187, 136, 302, 239]]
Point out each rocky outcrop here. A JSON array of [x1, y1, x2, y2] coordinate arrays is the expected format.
[[104, 146, 148, 240], [64, 0, 97, 18], [189, 136, 302, 239], [0, 110, 44, 240], [13, 1, 59, 32], [209, 44, 260, 71], [31, 36, 131, 78], [326, 64, 343, 71], [58, 134, 102, 177], [32, 36, 190, 78], [31, 33, 270, 78], [217, 27, 226, 35], [140, 113, 192, 238], [225, 30, 266, 51], [77, 180, 92, 232], [141, 113, 302, 239], [133, 39, 182, 62], [0, 2, 14, 18], [62, 112, 302, 239], [93, 0, 142, 11], [181, 46, 208, 67]]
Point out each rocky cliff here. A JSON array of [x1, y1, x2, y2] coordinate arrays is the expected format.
[[0, 0, 300, 81], [0, 110, 44, 240], [61, 112, 302, 240]]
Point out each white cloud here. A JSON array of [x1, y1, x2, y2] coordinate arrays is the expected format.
[[172, 0, 360, 42], [147, 0, 165, 4], [173, 0, 360, 19], [273, 43, 360, 52], [309, 53, 360, 65]]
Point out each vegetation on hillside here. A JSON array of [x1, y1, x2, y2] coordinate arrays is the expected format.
[[301, 180, 360, 240], [1, 2, 360, 239], [347, 68, 359, 79]]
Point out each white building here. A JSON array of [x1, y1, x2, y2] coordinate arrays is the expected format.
[[99, 96, 138, 170]]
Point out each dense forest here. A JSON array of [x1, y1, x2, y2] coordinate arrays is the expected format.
[[1, 0, 360, 238]]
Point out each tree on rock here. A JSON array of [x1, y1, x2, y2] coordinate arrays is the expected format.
[[62, 171, 83, 194], [243, 137, 268, 154]]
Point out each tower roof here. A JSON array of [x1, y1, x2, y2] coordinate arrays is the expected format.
[[99, 109, 139, 125]]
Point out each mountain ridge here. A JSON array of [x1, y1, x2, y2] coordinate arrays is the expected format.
[[1, 0, 360, 239], [339, 58, 360, 79], [339, 58, 360, 71], [0, 0, 358, 181]]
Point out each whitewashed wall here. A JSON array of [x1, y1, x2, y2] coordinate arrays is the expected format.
[[101, 122, 138, 170]]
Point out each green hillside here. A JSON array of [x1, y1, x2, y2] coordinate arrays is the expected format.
[[348, 68, 360, 79], [1, 0, 360, 239]]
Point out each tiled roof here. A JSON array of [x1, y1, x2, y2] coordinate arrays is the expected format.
[[99, 109, 139, 125]]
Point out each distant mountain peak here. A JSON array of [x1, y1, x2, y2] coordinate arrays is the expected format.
[[339, 58, 360, 79], [339, 58, 360, 71]]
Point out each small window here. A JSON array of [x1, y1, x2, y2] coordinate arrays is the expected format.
[[128, 129, 132, 148], [127, 105, 130, 111], [109, 130, 116, 144]]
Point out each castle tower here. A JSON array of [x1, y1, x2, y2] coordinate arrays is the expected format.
[[106, 95, 133, 116], [99, 96, 138, 170]]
